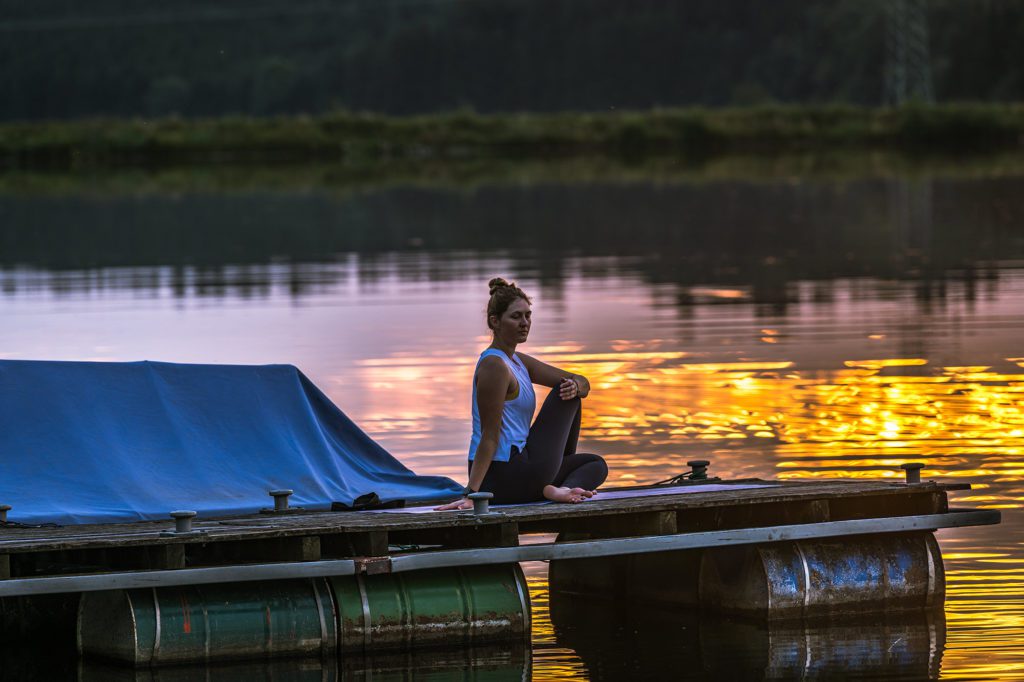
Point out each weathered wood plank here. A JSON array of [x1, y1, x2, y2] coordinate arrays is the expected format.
[[109, 544, 186, 570], [8, 543, 189, 578], [187, 536, 321, 567], [828, 490, 946, 519], [390, 522, 520, 549], [0, 554, 9, 580], [525, 511, 677, 538], [675, 499, 830, 532], [319, 531, 401, 558], [0, 481, 944, 556]]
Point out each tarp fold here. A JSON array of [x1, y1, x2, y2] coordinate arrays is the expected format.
[[0, 360, 460, 525]]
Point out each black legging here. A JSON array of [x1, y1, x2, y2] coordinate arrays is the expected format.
[[471, 387, 609, 504]]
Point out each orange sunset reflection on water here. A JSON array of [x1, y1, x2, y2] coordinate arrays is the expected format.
[[357, 348, 1024, 505], [351, 297, 1024, 678], [5, 256, 1024, 679]]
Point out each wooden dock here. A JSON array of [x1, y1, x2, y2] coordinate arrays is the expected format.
[[0, 478, 998, 594], [0, 476, 1002, 666]]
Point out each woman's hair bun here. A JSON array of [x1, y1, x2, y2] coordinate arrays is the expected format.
[[485, 276, 531, 331], [488, 277, 511, 295]]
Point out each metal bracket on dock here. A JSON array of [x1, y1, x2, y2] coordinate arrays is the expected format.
[[467, 492, 499, 517], [354, 556, 393, 575], [261, 489, 305, 514], [651, 460, 716, 486], [160, 510, 208, 537], [901, 462, 925, 485], [688, 460, 710, 480]]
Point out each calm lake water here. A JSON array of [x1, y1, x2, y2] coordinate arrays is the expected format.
[[2, 163, 1023, 679]]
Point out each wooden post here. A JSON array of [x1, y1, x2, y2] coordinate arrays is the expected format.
[[143, 544, 186, 569], [295, 536, 322, 562], [351, 531, 389, 557]]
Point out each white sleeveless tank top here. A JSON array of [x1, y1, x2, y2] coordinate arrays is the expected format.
[[468, 348, 535, 462]]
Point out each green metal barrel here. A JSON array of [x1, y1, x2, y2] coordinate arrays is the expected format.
[[699, 531, 944, 619], [77, 578, 336, 666], [330, 564, 531, 652]]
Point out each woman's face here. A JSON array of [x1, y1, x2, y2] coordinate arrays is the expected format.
[[492, 298, 531, 344]]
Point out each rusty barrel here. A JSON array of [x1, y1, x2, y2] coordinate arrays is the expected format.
[[329, 564, 531, 652], [699, 531, 944, 619], [77, 579, 336, 666]]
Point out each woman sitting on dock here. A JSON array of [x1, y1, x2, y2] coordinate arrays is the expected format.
[[436, 278, 608, 511]]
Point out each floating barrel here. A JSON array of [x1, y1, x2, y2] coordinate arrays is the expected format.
[[77, 578, 336, 666], [699, 531, 944, 619], [329, 564, 531, 652]]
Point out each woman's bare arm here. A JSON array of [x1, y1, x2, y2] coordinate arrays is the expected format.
[[435, 356, 509, 510], [517, 352, 590, 398], [467, 356, 508, 490]]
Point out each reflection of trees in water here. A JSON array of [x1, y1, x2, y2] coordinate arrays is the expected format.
[[1, 176, 1021, 314]]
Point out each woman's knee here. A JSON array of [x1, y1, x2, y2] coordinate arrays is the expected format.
[[579, 454, 608, 487], [558, 453, 608, 489]]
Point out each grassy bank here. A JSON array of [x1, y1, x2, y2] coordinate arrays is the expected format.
[[6, 150, 1024, 199], [2, 104, 1023, 170]]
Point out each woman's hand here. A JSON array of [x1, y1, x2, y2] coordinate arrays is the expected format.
[[434, 497, 473, 511], [559, 376, 580, 400], [517, 354, 589, 398]]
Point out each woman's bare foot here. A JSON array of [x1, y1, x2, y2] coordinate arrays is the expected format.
[[543, 485, 595, 503]]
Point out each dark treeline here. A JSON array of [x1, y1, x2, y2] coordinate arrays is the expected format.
[[1, 0, 1022, 121]]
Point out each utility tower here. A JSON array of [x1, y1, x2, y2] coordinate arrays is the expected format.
[[884, 0, 934, 104]]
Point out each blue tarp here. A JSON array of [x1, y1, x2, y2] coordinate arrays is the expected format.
[[0, 360, 461, 525]]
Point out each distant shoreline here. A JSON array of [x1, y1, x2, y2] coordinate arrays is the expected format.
[[2, 104, 1023, 171]]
